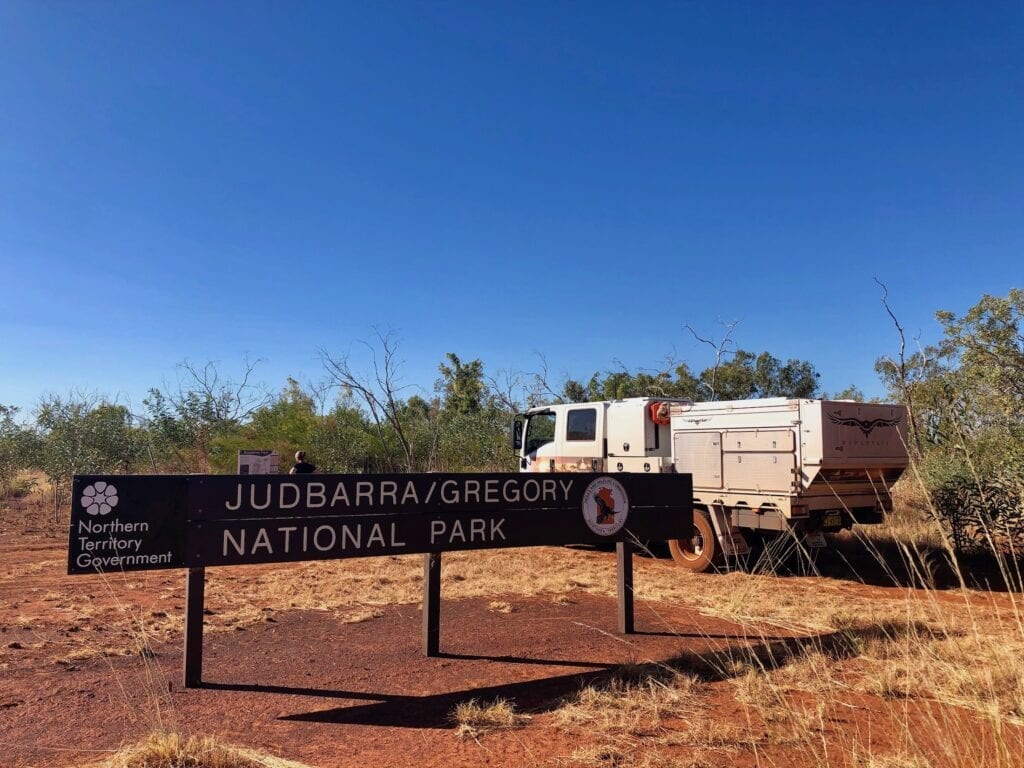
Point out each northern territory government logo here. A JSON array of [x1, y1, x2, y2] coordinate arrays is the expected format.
[[581, 476, 629, 536], [80, 481, 119, 516]]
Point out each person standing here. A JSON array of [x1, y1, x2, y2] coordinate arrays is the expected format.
[[290, 450, 316, 474]]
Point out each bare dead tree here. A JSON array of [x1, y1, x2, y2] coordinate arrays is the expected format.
[[486, 367, 529, 413], [527, 353, 566, 407], [303, 377, 338, 417], [175, 355, 270, 423], [152, 356, 271, 472], [685, 320, 740, 401], [425, 416, 442, 472], [874, 278, 924, 455], [320, 329, 418, 472]]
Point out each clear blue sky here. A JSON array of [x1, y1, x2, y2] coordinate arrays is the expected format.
[[1, 2, 1021, 415]]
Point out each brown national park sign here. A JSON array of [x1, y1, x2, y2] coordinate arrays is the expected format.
[[68, 473, 692, 572], [67, 472, 693, 687]]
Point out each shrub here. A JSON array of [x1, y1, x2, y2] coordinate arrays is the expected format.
[[929, 466, 1024, 553]]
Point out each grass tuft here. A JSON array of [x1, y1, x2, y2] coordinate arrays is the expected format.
[[451, 697, 531, 740], [557, 669, 700, 738], [88, 730, 312, 768]]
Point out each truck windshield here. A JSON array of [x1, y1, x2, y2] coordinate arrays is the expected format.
[[524, 412, 556, 454]]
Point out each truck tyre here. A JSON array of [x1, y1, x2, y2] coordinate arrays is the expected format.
[[922, 548, 958, 589], [669, 508, 720, 573]]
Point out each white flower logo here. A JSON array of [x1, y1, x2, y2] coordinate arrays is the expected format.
[[81, 481, 119, 516]]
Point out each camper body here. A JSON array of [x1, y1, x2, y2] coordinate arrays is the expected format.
[[512, 397, 909, 571]]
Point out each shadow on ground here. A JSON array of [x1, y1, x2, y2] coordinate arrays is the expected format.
[[728, 530, 1024, 592], [202, 624, 889, 729]]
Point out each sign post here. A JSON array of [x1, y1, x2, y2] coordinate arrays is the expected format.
[[423, 553, 442, 656], [184, 567, 205, 687], [68, 472, 692, 686], [616, 541, 634, 634]]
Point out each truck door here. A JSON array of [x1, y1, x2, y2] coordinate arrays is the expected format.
[[562, 405, 605, 471], [522, 410, 558, 472]]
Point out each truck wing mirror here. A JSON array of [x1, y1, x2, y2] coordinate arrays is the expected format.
[[511, 416, 524, 451]]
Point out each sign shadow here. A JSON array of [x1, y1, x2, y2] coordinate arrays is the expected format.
[[202, 632, 848, 729]]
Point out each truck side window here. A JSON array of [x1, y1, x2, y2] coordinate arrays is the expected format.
[[566, 408, 597, 441], [525, 413, 556, 454]]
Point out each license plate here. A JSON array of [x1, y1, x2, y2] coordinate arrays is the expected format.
[[823, 512, 843, 529]]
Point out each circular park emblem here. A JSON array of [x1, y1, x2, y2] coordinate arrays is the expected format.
[[581, 476, 629, 536], [81, 481, 119, 516]]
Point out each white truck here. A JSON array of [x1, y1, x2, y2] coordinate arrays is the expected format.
[[511, 397, 909, 572]]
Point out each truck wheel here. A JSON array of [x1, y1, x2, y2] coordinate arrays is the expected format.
[[669, 509, 720, 573], [922, 548, 958, 589]]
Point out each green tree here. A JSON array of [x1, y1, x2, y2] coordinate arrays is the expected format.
[[829, 385, 866, 401], [703, 350, 758, 400], [561, 378, 590, 403], [936, 289, 1024, 429], [308, 399, 381, 473], [875, 289, 1024, 550], [437, 353, 486, 415], [753, 353, 820, 398], [34, 396, 145, 516], [877, 290, 1024, 467], [212, 378, 319, 472], [561, 364, 700, 404], [698, 350, 819, 400], [435, 354, 516, 471], [0, 405, 37, 498], [436, 406, 517, 472], [143, 359, 268, 472], [321, 332, 431, 471]]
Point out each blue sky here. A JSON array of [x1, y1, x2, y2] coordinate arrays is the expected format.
[[1, 2, 1021, 415]]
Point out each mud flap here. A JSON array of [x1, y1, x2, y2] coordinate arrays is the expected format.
[[708, 505, 750, 557]]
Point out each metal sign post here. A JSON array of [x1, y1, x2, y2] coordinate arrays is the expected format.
[[616, 541, 634, 634], [184, 567, 205, 688], [423, 553, 442, 657]]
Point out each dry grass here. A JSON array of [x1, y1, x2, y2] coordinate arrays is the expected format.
[[563, 742, 712, 767], [85, 730, 313, 768], [563, 743, 631, 767], [881, 480, 949, 550], [553, 670, 713, 766], [542, 526, 1024, 766], [554, 667, 755, 766], [451, 697, 531, 739], [557, 671, 701, 738], [769, 649, 841, 694], [854, 622, 1024, 719], [853, 756, 932, 768], [338, 606, 384, 624], [199, 548, 624, 631], [707, 593, 1024, 766]]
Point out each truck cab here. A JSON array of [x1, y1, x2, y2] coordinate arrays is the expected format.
[[513, 398, 687, 474]]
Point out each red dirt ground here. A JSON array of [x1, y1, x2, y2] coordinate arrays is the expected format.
[[2, 502, 1023, 768]]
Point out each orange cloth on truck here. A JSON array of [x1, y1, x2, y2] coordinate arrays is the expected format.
[[649, 402, 670, 425]]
